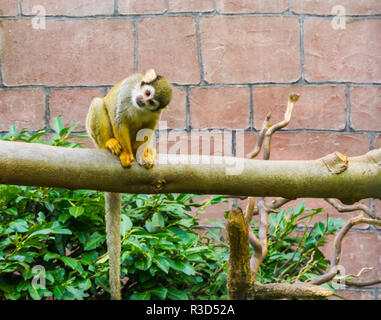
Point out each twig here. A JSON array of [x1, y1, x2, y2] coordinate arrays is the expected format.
[[324, 198, 380, 220], [294, 251, 316, 282], [249, 112, 272, 159], [263, 94, 300, 160], [309, 214, 381, 285]]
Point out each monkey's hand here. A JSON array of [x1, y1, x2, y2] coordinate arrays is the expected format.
[[137, 147, 157, 169], [105, 138, 122, 156], [120, 151, 134, 168]]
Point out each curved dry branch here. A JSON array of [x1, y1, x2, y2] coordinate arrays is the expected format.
[[249, 112, 271, 159], [325, 198, 380, 220], [309, 214, 381, 286], [263, 94, 300, 160]]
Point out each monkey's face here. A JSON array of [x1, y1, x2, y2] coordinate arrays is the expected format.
[[132, 70, 173, 113], [133, 83, 161, 112]]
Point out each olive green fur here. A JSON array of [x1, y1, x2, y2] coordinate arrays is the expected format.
[[150, 75, 173, 108]]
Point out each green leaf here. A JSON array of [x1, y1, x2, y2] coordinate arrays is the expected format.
[[60, 256, 84, 274], [167, 287, 188, 300], [313, 222, 325, 235], [66, 286, 89, 300], [53, 285, 65, 300], [152, 212, 165, 228], [69, 206, 84, 218], [294, 200, 305, 215], [169, 260, 196, 276], [145, 220, 158, 233], [6, 219, 29, 233], [84, 232, 105, 251], [153, 257, 170, 274], [151, 287, 167, 300], [135, 254, 152, 271], [52, 117, 64, 134], [28, 228, 54, 238], [130, 291, 151, 300], [28, 286, 41, 300], [121, 215, 133, 236]]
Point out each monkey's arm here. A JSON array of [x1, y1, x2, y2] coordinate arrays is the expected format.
[[134, 118, 160, 168], [113, 124, 135, 168]]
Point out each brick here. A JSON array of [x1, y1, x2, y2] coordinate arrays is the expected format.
[[1, 19, 134, 86], [216, 0, 288, 13], [159, 87, 186, 129], [168, 0, 213, 12], [118, 0, 166, 14], [236, 132, 370, 160], [350, 86, 381, 131], [138, 17, 200, 84], [293, 0, 381, 15], [253, 86, 346, 130], [329, 290, 375, 300], [49, 88, 104, 131], [304, 19, 381, 83], [0, 0, 18, 16], [321, 232, 381, 286], [20, 0, 114, 16], [156, 131, 233, 157], [200, 16, 300, 84], [190, 87, 250, 129], [0, 89, 45, 131], [375, 135, 381, 149]]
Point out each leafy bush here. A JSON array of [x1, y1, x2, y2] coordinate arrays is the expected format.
[[0, 118, 344, 299], [0, 119, 228, 300], [253, 202, 345, 285]]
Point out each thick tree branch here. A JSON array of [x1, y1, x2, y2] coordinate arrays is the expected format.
[[227, 208, 252, 300], [1, 141, 380, 200], [250, 282, 332, 300]]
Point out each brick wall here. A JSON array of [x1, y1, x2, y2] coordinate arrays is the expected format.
[[0, 0, 380, 300]]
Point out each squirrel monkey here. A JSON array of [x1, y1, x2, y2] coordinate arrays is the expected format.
[[86, 69, 172, 299]]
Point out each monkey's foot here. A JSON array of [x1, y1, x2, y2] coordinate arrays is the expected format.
[[120, 151, 134, 168], [137, 150, 155, 169], [146, 146, 157, 160], [106, 138, 122, 156]]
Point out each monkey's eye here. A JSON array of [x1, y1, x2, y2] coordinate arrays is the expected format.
[[149, 100, 155, 106], [145, 90, 151, 97]]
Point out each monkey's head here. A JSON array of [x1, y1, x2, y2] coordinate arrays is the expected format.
[[134, 69, 173, 112]]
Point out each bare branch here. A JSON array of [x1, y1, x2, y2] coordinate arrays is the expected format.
[[244, 197, 257, 224], [263, 94, 300, 160], [249, 112, 271, 159], [309, 214, 381, 285], [266, 197, 293, 210], [250, 282, 332, 300], [250, 197, 269, 278], [325, 198, 380, 220], [346, 277, 381, 287]]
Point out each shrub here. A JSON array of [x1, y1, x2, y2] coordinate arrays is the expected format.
[[0, 118, 344, 299]]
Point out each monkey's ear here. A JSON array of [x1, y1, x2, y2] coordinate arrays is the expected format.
[[143, 69, 157, 83]]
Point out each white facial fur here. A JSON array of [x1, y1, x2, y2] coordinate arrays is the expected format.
[[131, 83, 157, 111]]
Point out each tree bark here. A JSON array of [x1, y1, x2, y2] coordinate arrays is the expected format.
[[0, 141, 380, 202]]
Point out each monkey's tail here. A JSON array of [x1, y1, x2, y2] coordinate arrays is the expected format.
[[105, 192, 121, 300]]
